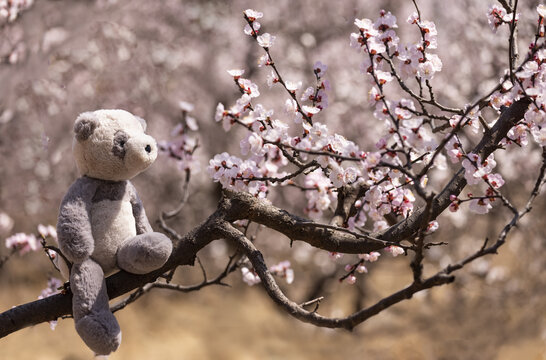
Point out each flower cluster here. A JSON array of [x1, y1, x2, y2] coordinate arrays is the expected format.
[[352, 10, 442, 82], [340, 250, 383, 284], [159, 101, 200, 173], [241, 260, 294, 286], [5, 232, 39, 254], [38, 277, 63, 330], [210, 7, 544, 287], [486, 4, 516, 33], [269, 260, 295, 284], [0, 0, 34, 23]]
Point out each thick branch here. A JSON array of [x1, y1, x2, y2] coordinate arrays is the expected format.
[[0, 212, 224, 338]]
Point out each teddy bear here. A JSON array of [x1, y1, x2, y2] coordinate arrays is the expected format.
[[56, 109, 173, 355]]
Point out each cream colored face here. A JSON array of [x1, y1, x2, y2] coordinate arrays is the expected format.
[[73, 109, 158, 181]]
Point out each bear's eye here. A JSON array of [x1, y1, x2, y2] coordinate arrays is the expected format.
[[112, 130, 129, 159]]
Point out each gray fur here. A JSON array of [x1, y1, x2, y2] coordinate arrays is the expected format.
[[112, 130, 128, 159], [58, 110, 172, 355], [74, 113, 98, 142], [57, 177, 99, 263], [92, 181, 128, 203], [117, 232, 172, 274], [71, 259, 121, 354], [128, 181, 154, 234]]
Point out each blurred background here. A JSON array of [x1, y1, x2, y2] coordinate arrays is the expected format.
[[0, 0, 545, 359]]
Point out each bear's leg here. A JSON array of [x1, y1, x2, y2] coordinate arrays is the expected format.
[[71, 258, 121, 355], [117, 232, 172, 274]]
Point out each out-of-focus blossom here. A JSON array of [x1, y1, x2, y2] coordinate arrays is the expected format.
[[385, 245, 405, 257], [356, 264, 368, 274], [227, 69, 245, 78], [38, 277, 63, 330], [5, 233, 40, 254], [270, 260, 294, 284], [359, 251, 381, 262], [313, 61, 328, 76], [538, 4, 546, 18], [426, 220, 439, 234], [0, 0, 34, 23], [0, 211, 14, 235], [37, 224, 57, 239], [38, 277, 63, 300], [178, 101, 195, 113], [469, 198, 493, 214], [241, 266, 261, 286]]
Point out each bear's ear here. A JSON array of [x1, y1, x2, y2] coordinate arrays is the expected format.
[[135, 116, 147, 132], [74, 112, 99, 141]]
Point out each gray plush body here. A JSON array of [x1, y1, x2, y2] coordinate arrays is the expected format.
[[57, 110, 172, 355]]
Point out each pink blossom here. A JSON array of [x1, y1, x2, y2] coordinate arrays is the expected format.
[[426, 220, 439, 234], [366, 36, 386, 55], [346, 275, 357, 284], [486, 5, 511, 33], [238, 79, 260, 98], [5, 233, 40, 254], [178, 101, 194, 113], [538, 4, 546, 18], [270, 260, 294, 284], [375, 10, 398, 30], [417, 54, 442, 80], [385, 245, 405, 257], [38, 277, 63, 300], [257, 54, 269, 67], [256, 33, 276, 48], [244, 22, 261, 36], [314, 61, 328, 76], [241, 267, 261, 286], [0, 211, 14, 235], [449, 201, 459, 212], [301, 105, 320, 118], [267, 70, 279, 87], [285, 80, 302, 93], [240, 132, 264, 156], [469, 198, 492, 214], [485, 173, 505, 189], [329, 252, 343, 260], [227, 69, 245, 78], [407, 12, 420, 25], [243, 9, 263, 21], [357, 265, 368, 274], [359, 251, 381, 262], [37, 224, 57, 239]]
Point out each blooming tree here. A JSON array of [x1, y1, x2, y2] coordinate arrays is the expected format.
[[0, 0, 545, 346]]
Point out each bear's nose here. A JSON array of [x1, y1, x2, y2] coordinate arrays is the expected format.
[[145, 144, 152, 153]]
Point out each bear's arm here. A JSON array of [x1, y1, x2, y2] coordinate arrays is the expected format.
[[57, 177, 99, 264], [127, 181, 153, 234]]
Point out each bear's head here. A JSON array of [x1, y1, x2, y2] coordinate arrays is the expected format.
[[73, 109, 158, 181]]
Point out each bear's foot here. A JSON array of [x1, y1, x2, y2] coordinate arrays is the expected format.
[[75, 311, 121, 356], [117, 232, 172, 274]]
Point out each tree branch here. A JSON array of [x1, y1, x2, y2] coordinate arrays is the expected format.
[[0, 98, 533, 339]]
